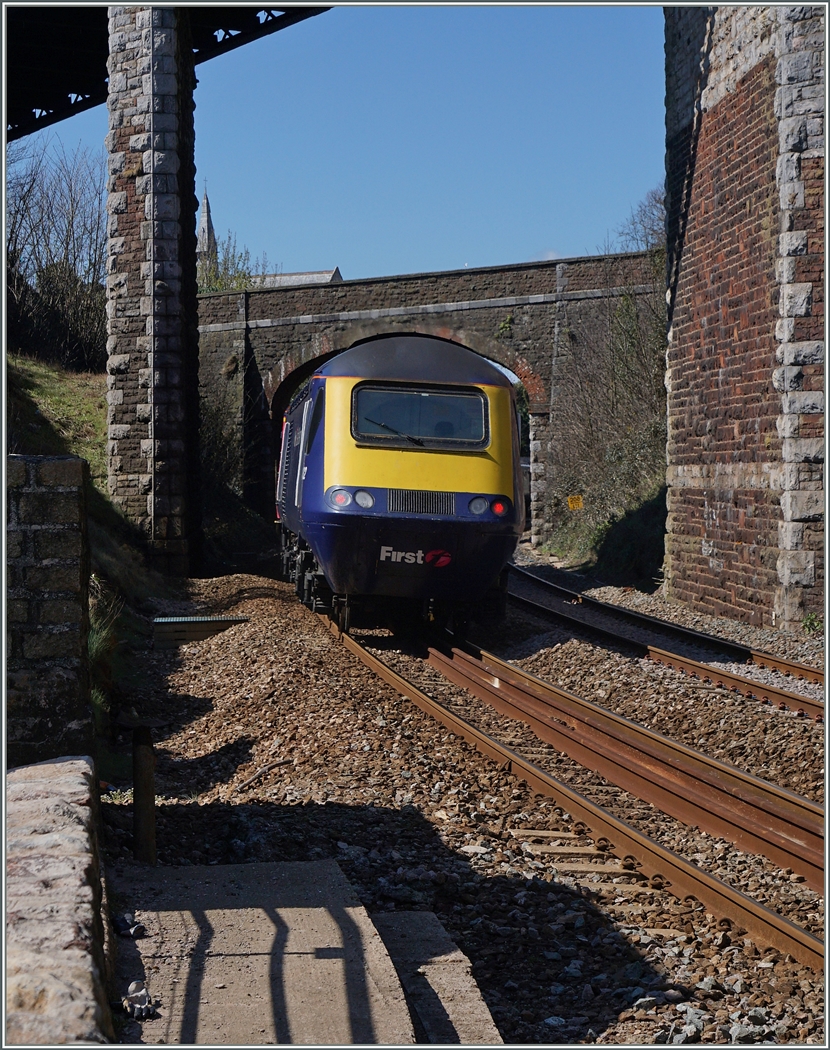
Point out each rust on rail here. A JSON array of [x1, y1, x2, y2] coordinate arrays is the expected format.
[[328, 616, 824, 972], [509, 565, 824, 687], [430, 644, 823, 892], [506, 585, 824, 721]]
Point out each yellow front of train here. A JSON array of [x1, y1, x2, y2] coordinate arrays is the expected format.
[[295, 334, 524, 603]]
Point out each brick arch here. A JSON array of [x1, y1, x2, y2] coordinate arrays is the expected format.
[[264, 326, 546, 426]]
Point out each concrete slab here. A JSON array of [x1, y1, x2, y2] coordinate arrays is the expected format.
[[110, 860, 414, 1045], [372, 911, 503, 1045]]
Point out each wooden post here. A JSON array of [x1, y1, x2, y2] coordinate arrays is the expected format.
[[132, 726, 156, 865]]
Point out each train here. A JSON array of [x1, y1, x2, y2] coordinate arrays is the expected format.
[[276, 332, 525, 633]]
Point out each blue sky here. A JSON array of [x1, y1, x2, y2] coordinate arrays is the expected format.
[[28, 3, 666, 280]]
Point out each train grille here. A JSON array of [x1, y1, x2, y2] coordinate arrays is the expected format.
[[388, 489, 455, 515]]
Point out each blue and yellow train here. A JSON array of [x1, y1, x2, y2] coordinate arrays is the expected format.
[[276, 333, 525, 632]]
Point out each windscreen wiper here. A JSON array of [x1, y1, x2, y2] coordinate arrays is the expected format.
[[364, 416, 424, 447]]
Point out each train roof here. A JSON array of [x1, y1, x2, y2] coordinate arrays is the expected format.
[[316, 333, 512, 387]]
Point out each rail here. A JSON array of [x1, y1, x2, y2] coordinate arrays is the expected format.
[[507, 577, 824, 721], [326, 616, 824, 972], [429, 643, 824, 892], [509, 564, 823, 685]]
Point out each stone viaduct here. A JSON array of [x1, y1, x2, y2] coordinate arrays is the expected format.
[[99, 6, 824, 631], [196, 252, 658, 547]]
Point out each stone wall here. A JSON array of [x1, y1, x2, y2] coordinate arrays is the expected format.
[[664, 6, 824, 629], [6, 757, 114, 1045], [6, 456, 92, 769], [197, 252, 658, 543], [105, 5, 200, 574]]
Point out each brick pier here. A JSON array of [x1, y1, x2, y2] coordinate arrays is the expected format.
[[664, 6, 824, 629]]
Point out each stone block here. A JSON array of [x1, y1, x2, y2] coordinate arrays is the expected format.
[[7, 600, 30, 624], [146, 193, 180, 221], [775, 414, 800, 439], [777, 51, 815, 86], [778, 230, 808, 255], [776, 340, 824, 365], [776, 550, 815, 587], [129, 132, 151, 152], [776, 257, 796, 284], [7, 530, 25, 559], [772, 365, 803, 391], [779, 116, 808, 152], [34, 531, 84, 560], [18, 494, 81, 526], [142, 148, 180, 175], [781, 390, 823, 414], [782, 437, 824, 463], [6, 456, 29, 487], [780, 283, 812, 317], [36, 458, 86, 488], [776, 152, 801, 185], [40, 600, 83, 626], [780, 180, 805, 210], [778, 521, 805, 549], [21, 629, 81, 661], [24, 565, 83, 594], [780, 489, 824, 522]]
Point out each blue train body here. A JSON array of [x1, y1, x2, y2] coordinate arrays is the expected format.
[[277, 333, 524, 630]]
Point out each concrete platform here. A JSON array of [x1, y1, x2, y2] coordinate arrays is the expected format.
[[372, 911, 503, 1044], [110, 860, 415, 1045]]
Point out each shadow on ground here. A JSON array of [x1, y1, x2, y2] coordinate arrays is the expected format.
[[103, 796, 677, 1045], [591, 486, 668, 593]]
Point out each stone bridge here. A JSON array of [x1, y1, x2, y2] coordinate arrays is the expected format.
[[196, 252, 658, 545]]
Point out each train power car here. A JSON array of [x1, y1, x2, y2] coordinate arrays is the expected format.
[[276, 333, 525, 632]]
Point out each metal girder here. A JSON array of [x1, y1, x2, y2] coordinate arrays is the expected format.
[[5, 6, 330, 141]]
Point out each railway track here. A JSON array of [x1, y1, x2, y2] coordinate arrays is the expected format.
[[508, 565, 824, 721], [431, 643, 824, 891], [328, 616, 824, 972]]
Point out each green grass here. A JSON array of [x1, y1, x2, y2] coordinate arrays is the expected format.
[[7, 352, 179, 610], [7, 353, 108, 490], [542, 482, 668, 593]]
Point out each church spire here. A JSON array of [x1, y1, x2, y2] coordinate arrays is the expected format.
[[196, 186, 217, 264]]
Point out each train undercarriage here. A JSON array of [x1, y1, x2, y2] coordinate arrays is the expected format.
[[277, 526, 507, 637]]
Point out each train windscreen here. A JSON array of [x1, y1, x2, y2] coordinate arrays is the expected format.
[[352, 383, 489, 450]]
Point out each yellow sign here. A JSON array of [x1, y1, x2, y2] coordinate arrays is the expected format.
[[567, 494, 584, 511]]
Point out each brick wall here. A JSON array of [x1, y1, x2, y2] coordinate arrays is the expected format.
[[664, 6, 824, 630], [197, 252, 658, 542], [6, 456, 92, 768]]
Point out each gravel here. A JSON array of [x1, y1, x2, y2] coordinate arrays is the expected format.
[[101, 571, 824, 1045], [512, 540, 824, 670]]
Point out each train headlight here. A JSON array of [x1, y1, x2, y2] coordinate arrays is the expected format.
[[490, 499, 509, 517], [330, 488, 352, 507], [354, 490, 375, 509], [469, 497, 489, 515]]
